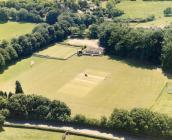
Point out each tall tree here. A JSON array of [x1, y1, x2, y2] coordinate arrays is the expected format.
[[15, 81, 24, 94], [46, 10, 60, 24], [0, 114, 5, 130], [0, 8, 8, 22], [0, 53, 5, 68], [161, 28, 172, 73]]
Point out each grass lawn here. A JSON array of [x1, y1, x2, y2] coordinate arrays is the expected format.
[[35, 44, 81, 60], [116, 0, 172, 27], [0, 40, 170, 118], [0, 21, 36, 41], [152, 82, 172, 116], [0, 127, 98, 140], [130, 17, 172, 28]]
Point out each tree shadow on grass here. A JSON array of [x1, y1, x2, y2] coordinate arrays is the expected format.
[[107, 55, 158, 70], [162, 71, 172, 79], [0, 127, 5, 132], [106, 55, 172, 80], [0, 43, 56, 74], [0, 21, 8, 24], [0, 55, 33, 74]]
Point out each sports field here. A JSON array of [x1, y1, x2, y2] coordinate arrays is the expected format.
[[0, 127, 98, 140], [116, 0, 172, 28], [0, 40, 170, 118], [0, 22, 36, 41], [152, 82, 172, 116], [35, 44, 81, 60], [59, 69, 110, 97]]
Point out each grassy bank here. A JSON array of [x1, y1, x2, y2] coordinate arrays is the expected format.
[[0, 127, 100, 140], [0, 21, 36, 41]]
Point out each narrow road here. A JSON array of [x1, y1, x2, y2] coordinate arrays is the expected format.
[[4, 121, 123, 140]]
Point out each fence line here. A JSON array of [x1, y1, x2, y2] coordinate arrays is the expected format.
[[149, 82, 167, 110]]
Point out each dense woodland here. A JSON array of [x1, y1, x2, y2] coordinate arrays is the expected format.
[[0, 0, 172, 139], [98, 23, 163, 64], [97, 23, 172, 73]]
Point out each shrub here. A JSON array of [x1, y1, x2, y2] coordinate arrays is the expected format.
[[0, 96, 8, 110], [72, 114, 100, 128], [0, 109, 10, 118], [164, 7, 172, 17], [114, 15, 155, 23], [72, 114, 87, 125], [46, 100, 71, 122], [100, 116, 108, 128], [108, 109, 134, 131], [88, 24, 99, 39]]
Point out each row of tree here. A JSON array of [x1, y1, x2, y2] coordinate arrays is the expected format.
[[0, 7, 43, 23], [0, 93, 71, 122], [113, 15, 155, 23], [108, 108, 171, 137], [0, 90, 171, 138], [0, 20, 70, 69], [96, 22, 172, 73], [72, 108, 172, 138]]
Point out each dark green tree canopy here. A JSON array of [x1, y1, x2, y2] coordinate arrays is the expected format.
[[15, 80, 24, 94]]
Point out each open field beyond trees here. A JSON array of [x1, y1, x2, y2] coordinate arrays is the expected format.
[[116, 0, 172, 28], [0, 22, 36, 41], [0, 40, 171, 118], [0, 127, 98, 140]]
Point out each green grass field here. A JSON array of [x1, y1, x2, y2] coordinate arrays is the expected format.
[[152, 82, 172, 115], [0, 127, 98, 140], [35, 44, 81, 60], [0, 22, 36, 41], [116, 0, 172, 27], [0, 41, 170, 118]]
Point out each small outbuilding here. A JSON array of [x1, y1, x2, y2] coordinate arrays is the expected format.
[[82, 46, 104, 56]]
